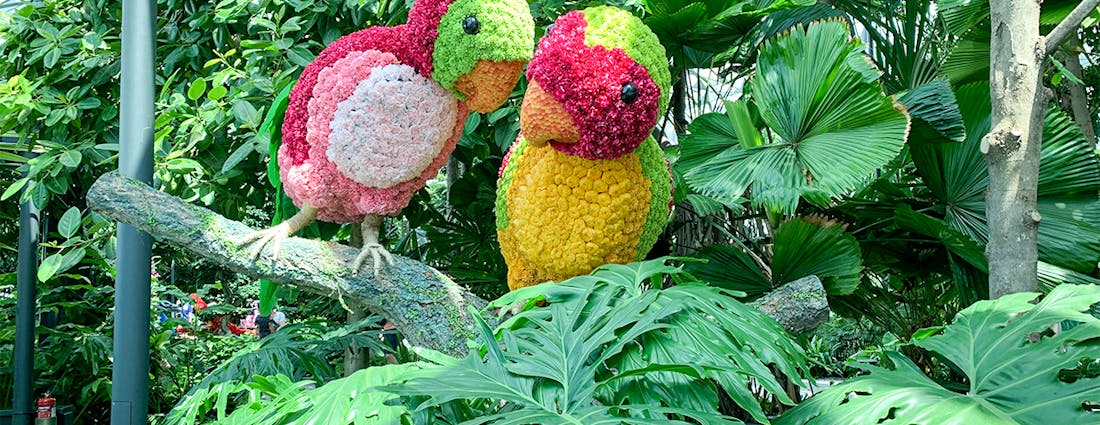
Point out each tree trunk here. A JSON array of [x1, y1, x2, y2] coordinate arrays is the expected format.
[[344, 224, 368, 375], [343, 309, 368, 376], [983, 1, 1046, 298], [1062, 34, 1095, 146], [984, 0, 1100, 298], [672, 67, 689, 134]]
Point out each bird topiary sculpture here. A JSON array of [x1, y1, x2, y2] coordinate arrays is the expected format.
[[496, 7, 673, 290]]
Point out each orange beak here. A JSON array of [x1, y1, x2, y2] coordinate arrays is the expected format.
[[454, 60, 526, 113], [520, 80, 579, 147]]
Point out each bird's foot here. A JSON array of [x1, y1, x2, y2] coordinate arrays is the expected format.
[[353, 243, 395, 277], [239, 222, 295, 261], [238, 206, 317, 261]]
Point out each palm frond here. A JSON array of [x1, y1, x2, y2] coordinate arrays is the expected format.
[[681, 21, 909, 214]]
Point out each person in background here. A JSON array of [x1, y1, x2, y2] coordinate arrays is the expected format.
[[240, 299, 259, 330], [271, 307, 287, 330]]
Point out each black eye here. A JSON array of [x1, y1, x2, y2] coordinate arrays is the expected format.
[[546, 23, 556, 33], [463, 16, 480, 35], [621, 82, 639, 104]]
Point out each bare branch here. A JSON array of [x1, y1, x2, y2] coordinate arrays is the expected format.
[[1044, 0, 1100, 57]]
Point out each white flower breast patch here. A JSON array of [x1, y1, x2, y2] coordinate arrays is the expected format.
[[327, 64, 459, 188]]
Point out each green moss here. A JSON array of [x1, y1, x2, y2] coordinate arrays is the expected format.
[[635, 137, 672, 259], [580, 6, 672, 116], [431, 0, 534, 96]]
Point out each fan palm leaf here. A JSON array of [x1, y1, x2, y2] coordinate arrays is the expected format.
[[912, 83, 1100, 277], [681, 20, 909, 214]]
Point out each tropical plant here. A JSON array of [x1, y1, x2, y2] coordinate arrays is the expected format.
[[391, 258, 808, 424], [680, 20, 909, 217], [776, 283, 1100, 425], [685, 217, 864, 299], [170, 258, 810, 424], [167, 317, 391, 424]]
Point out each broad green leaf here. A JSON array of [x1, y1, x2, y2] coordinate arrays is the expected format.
[[394, 258, 804, 424], [682, 21, 908, 213], [219, 363, 437, 424], [57, 248, 85, 275], [75, 97, 101, 110], [287, 46, 315, 67], [187, 78, 207, 101], [37, 253, 63, 282], [724, 99, 763, 148], [58, 206, 81, 238], [222, 141, 257, 174], [893, 204, 987, 272], [206, 85, 228, 101], [231, 100, 261, 128], [913, 83, 1100, 273], [165, 158, 203, 174], [1050, 58, 1086, 86], [779, 284, 1100, 425], [59, 150, 81, 168], [1, 177, 28, 201]]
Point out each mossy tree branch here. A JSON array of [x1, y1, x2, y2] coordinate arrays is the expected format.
[[88, 171, 829, 356], [88, 171, 489, 356]]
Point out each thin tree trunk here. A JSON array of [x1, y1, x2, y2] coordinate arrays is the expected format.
[[344, 224, 368, 375], [672, 67, 689, 134], [343, 310, 368, 376], [984, 0, 1100, 298], [1063, 34, 1096, 146]]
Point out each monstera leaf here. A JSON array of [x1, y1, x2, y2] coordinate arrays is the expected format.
[[911, 83, 1100, 282], [680, 20, 909, 214], [777, 283, 1100, 425], [390, 258, 809, 424]]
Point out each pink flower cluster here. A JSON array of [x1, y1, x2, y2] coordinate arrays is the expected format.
[[525, 11, 660, 161], [328, 64, 458, 187], [276, 0, 466, 223], [280, 49, 469, 222], [281, 0, 456, 168]]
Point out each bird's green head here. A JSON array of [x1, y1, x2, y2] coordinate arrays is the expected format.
[[429, 0, 534, 112]]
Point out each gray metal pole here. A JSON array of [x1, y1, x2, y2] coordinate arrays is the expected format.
[[13, 153, 40, 425], [111, 0, 155, 421]]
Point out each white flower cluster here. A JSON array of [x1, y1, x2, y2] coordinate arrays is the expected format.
[[327, 64, 459, 189]]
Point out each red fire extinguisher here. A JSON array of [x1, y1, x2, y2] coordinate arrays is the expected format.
[[35, 393, 56, 425]]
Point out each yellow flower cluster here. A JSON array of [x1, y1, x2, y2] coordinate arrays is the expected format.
[[498, 138, 655, 290]]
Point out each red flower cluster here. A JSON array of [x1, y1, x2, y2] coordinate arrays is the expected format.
[[525, 11, 660, 161]]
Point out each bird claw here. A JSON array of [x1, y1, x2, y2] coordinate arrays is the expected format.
[[353, 243, 395, 277], [239, 222, 292, 261]]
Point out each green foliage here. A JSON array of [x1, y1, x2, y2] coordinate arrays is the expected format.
[[679, 20, 909, 214], [218, 361, 441, 424], [910, 83, 1100, 281], [685, 218, 863, 298], [391, 258, 809, 424], [162, 258, 809, 423], [169, 318, 391, 423], [777, 284, 1100, 425]]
